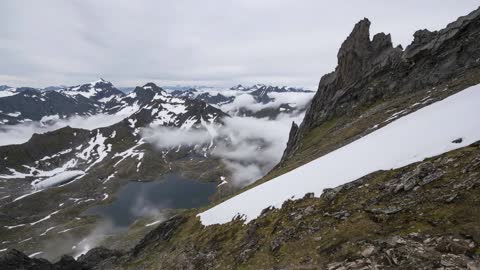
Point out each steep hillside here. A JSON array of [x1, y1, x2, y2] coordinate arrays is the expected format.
[[75, 9, 480, 269], [198, 84, 480, 225], [0, 83, 231, 260], [2, 7, 480, 270], [0, 88, 100, 125], [4, 140, 479, 269], [119, 141, 480, 269], [0, 79, 127, 125], [275, 8, 480, 182]]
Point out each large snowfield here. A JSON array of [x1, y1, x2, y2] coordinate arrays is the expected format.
[[198, 84, 480, 225]]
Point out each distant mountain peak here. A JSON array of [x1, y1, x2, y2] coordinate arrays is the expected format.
[[229, 84, 311, 93], [0, 85, 12, 91], [59, 79, 124, 102]]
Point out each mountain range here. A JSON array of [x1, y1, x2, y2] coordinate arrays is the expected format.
[[1, 6, 480, 270]]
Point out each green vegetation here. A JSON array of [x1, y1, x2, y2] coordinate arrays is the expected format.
[[118, 142, 480, 269]]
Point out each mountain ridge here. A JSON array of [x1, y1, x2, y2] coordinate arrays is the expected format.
[[2, 7, 480, 270], [281, 6, 480, 166]]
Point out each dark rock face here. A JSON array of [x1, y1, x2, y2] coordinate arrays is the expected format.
[[195, 92, 235, 105], [0, 249, 54, 270], [0, 89, 100, 124], [54, 255, 89, 270], [0, 79, 127, 125], [0, 249, 88, 270], [0, 85, 11, 91], [249, 88, 275, 104], [282, 121, 299, 158], [337, 18, 379, 87], [0, 126, 90, 174], [77, 247, 122, 269], [282, 7, 480, 162]]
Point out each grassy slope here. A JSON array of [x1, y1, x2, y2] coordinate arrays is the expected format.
[[231, 68, 480, 195], [119, 141, 480, 269]]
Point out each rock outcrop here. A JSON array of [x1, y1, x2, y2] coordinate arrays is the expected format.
[[0, 249, 88, 270], [281, 7, 480, 162]]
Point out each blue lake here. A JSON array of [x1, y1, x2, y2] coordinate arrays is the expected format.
[[86, 174, 216, 228]]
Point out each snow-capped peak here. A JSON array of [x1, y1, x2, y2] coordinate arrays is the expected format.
[[59, 79, 124, 102], [91, 78, 108, 84]]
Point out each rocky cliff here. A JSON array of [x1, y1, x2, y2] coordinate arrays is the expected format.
[[2, 8, 480, 270], [282, 7, 480, 164]]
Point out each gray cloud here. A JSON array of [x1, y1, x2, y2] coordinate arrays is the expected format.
[[0, 0, 478, 88], [142, 113, 304, 186], [0, 113, 127, 146]]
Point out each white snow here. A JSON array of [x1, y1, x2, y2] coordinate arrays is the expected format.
[[38, 149, 72, 162], [6, 112, 21, 117], [103, 173, 116, 184], [218, 176, 228, 187], [32, 171, 85, 190], [40, 226, 56, 236], [0, 88, 18, 98], [77, 131, 111, 172], [145, 220, 162, 227], [12, 190, 42, 202], [161, 103, 187, 115], [128, 118, 137, 128], [28, 252, 43, 258], [30, 210, 60, 226], [19, 237, 32, 243], [113, 141, 144, 167], [58, 228, 76, 234], [98, 95, 118, 103], [1, 158, 79, 180], [198, 84, 480, 225], [60, 81, 110, 99], [4, 224, 26, 229]]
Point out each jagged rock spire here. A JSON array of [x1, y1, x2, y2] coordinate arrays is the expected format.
[[335, 18, 397, 88], [336, 18, 372, 87]]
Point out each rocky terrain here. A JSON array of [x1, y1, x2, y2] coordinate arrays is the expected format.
[[3, 140, 479, 269], [0, 79, 123, 125], [0, 81, 312, 126], [0, 82, 232, 260], [281, 8, 480, 171], [0, 79, 312, 261], [1, 6, 480, 270]]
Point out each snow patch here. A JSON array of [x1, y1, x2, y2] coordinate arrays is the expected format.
[[28, 252, 43, 258], [32, 171, 85, 190], [30, 210, 60, 226]]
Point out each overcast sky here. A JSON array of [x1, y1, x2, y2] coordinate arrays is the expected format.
[[1, 1, 478, 88]]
